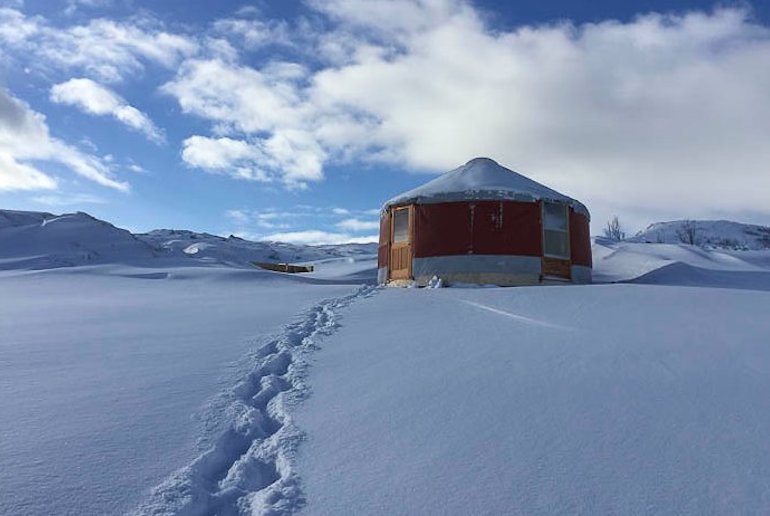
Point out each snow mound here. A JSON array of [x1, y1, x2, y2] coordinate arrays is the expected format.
[[628, 220, 770, 250], [630, 261, 770, 291], [0, 210, 158, 270], [383, 157, 589, 217], [593, 237, 770, 288]]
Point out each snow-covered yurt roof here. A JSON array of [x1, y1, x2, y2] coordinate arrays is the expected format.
[[383, 157, 589, 218]]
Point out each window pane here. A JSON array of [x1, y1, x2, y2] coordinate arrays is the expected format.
[[544, 229, 569, 258], [393, 209, 409, 243], [543, 202, 567, 230]]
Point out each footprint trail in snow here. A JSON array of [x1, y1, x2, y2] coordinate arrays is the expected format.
[[134, 285, 377, 516]]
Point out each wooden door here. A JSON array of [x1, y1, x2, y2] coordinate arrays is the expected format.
[[389, 205, 413, 280]]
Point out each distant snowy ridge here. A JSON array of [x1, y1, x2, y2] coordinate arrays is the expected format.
[[137, 229, 377, 269], [0, 209, 54, 228], [628, 220, 770, 250], [0, 209, 377, 271]]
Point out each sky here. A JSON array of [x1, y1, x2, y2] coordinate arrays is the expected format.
[[1, 0, 769, 244]]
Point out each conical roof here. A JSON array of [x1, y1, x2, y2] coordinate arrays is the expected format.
[[383, 157, 589, 218]]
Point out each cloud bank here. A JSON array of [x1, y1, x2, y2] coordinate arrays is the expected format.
[[156, 2, 770, 222]]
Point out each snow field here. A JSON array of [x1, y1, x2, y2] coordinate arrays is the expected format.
[[4, 208, 770, 515], [0, 267, 359, 516], [296, 284, 770, 514]]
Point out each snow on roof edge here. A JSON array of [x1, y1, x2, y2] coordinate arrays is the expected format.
[[382, 158, 590, 219]]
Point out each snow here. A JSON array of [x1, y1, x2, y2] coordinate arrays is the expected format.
[[0, 209, 378, 515], [4, 209, 770, 514], [0, 266, 362, 515], [296, 283, 770, 514], [629, 219, 770, 250], [0, 210, 158, 269], [0, 209, 378, 272], [137, 228, 377, 270], [591, 237, 768, 283], [383, 157, 589, 217]]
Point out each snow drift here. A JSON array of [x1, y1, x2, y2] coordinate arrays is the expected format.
[[629, 219, 770, 250]]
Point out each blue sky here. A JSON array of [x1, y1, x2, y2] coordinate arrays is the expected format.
[[1, 0, 769, 243]]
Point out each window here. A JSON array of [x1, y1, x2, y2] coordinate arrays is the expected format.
[[393, 208, 410, 243], [543, 202, 569, 258]]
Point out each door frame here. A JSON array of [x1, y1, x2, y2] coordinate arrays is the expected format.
[[389, 204, 414, 280]]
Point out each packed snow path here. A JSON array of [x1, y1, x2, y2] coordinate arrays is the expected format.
[[135, 285, 377, 516]]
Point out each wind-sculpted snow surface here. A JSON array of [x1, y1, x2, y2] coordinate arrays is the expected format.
[[135, 285, 377, 516], [591, 238, 770, 284], [0, 268, 362, 516], [295, 285, 770, 514]]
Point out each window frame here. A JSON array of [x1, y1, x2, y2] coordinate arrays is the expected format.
[[391, 206, 411, 244], [542, 202, 570, 259]]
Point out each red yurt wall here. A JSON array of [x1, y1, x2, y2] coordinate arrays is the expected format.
[[413, 200, 542, 258], [569, 210, 592, 268]]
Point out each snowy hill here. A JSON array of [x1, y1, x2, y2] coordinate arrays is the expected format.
[[0, 209, 158, 270], [628, 219, 770, 249], [136, 229, 377, 269], [0, 209, 377, 272]]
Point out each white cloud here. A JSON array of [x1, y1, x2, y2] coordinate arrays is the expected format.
[[162, 58, 307, 134], [212, 17, 291, 49], [50, 78, 164, 143], [164, 58, 327, 188], [224, 207, 309, 231], [65, 0, 111, 15], [224, 205, 384, 239], [0, 87, 127, 191], [225, 209, 250, 225], [336, 217, 380, 231], [304, 4, 770, 219], [260, 229, 378, 245], [181, 136, 271, 182], [0, 7, 39, 43], [32, 192, 107, 206], [308, 0, 467, 39], [0, 9, 197, 82], [0, 153, 57, 191], [125, 161, 147, 173], [180, 132, 323, 187]]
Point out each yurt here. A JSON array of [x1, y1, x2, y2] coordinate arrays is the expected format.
[[377, 157, 592, 286]]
